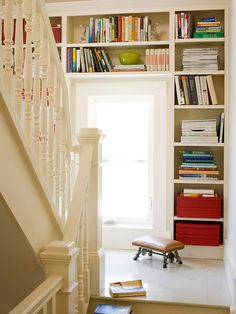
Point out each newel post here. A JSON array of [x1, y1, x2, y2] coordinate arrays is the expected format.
[[40, 241, 79, 314], [77, 128, 105, 295]]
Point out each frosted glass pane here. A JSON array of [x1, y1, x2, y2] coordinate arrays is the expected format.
[[95, 99, 149, 160], [102, 162, 149, 219]]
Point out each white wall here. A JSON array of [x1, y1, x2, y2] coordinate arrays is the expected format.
[[224, 0, 236, 310]]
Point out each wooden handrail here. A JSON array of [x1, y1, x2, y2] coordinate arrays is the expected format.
[[9, 276, 63, 314]]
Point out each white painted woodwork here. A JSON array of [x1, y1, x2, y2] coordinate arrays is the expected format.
[[14, 0, 24, 118], [23, 0, 35, 140], [48, 61, 57, 194], [65, 150, 72, 213], [54, 83, 61, 210], [77, 128, 105, 295], [3, 0, 13, 91], [32, 13, 43, 161], [83, 193, 90, 303], [59, 118, 67, 222], [40, 38, 50, 177], [40, 241, 79, 314], [9, 276, 63, 314], [77, 210, 85, 314]]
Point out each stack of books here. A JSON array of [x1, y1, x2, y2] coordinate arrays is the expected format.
[[193, 17, 224, 38], [112, 64, 146, 72], [175, 75, 218, 105], [175, 12, 195, 39], [181, 119, 218, 143], [179, 150, 219, 181], [182, 48, 218, 71], [109, 279, 146, 298], [94, 304, 133, 314]]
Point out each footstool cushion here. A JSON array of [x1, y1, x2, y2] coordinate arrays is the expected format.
[[132, 235, 185, 268], [132, 235, 185, 253]]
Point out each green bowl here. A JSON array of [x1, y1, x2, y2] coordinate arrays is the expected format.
[[119, 52, 140, 65]]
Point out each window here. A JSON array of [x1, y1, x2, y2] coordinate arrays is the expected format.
[[89, 95, 153, 226]]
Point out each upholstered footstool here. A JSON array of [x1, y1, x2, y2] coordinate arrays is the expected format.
[[132, 235, 185, 268]]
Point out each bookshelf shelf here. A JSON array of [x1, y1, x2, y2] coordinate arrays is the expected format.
[[175, 38, 225, 44], [65, 71, 171, 80], [66, 40, 170, 49], [174, 143, 224, 147], [174, 179, 224, 185], [174, 105, 224, 109], [174, 70, 225, 75], [174, 216, 224, 222]]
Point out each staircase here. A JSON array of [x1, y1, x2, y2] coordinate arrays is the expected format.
[[0, 0, 103, 313]]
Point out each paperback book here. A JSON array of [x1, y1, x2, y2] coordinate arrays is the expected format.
[[109, 279, 146, 298]]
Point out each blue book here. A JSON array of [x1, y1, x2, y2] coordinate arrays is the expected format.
[[201, 17, 216, 22], [94, 304, 132, 314]]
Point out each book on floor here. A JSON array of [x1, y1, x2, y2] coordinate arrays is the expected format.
[[94, 304, 132, 314], [109, 279, 146, 298]]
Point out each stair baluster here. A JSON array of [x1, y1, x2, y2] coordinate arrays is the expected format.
[[54, 83, 61, 211], [32, 12, 43, 161], [14, 0, 24, 118], [40, 38, 50, 177], [48, 61, 57, 194], [3, 0, 13, 92], [23, 0, 35, 140]]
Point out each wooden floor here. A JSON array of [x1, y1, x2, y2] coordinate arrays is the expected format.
[[101, 249, 231, 307]]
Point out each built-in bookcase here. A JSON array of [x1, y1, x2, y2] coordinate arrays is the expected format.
[[46, 0, 228, 255]]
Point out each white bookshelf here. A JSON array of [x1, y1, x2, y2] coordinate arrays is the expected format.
[[46, 0, 228, 256]]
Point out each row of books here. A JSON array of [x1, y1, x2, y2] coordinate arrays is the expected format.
[[146, 48, 169, 71], [175, 75, 218, 105], [175, 12, 195, 39], [180, 188, 216, 198], [182, 48, 219, 71], [181, 119, 218, 143], [175, 14, 224, 39], [193, 17, 224, 38], [179, 151, 219, 181], [66, 47, 112, 73], [88, 15, 152, 43]]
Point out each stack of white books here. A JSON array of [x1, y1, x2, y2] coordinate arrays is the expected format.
[[181, 119, 218, 143], [182, 48, 218, 71]]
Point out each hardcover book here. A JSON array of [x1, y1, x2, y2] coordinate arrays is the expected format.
[[109, 279, 146, 298], [94, 304, 132, 314]]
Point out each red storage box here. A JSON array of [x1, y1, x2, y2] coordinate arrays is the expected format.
[[176, 195, 221, 218], [175, 222, 221, 246]]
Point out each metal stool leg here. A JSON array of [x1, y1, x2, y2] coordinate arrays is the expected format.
[[133, 247, 142, 260], [163, 253, 168, 268], [174, 250, 183, 264]]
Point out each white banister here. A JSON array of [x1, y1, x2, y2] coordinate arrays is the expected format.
[[54, 83, 61, 209], [60, 118, 67, 222], [14, 0, 24, 118], [23, 0, 35, 140], [83, 190, 90, 303], [48, 61, 57, 193], [32, 12, 43, 161], [9, 276, 63, 314], [40, 37, 50, 177], [40, 241, 79, 314], [3, 0, 13, 91]]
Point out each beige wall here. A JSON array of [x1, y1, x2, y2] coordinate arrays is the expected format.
[[0, 93, 62, 254], [0, 194, 44, 314]]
